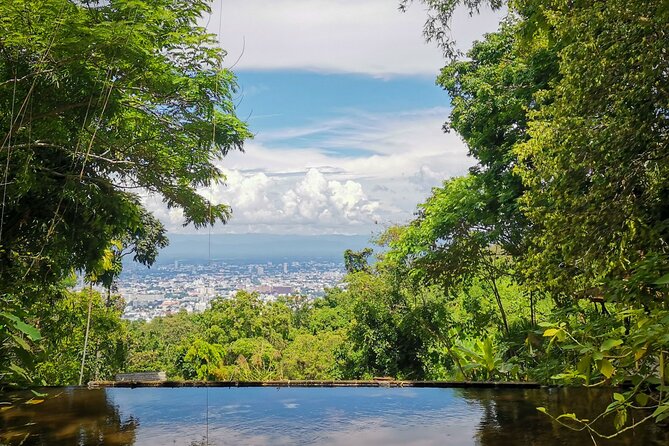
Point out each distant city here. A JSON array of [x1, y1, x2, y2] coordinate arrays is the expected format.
[[115, 234, 372, 321], [119, 259, 346, 321]]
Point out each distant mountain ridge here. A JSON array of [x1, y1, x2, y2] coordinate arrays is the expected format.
[[150, 233, 373, 264]]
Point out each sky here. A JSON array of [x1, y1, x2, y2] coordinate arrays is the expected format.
[[147, 0, 505, 236]]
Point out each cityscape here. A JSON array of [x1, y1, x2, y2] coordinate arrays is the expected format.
[[118, 258, 347, 321]]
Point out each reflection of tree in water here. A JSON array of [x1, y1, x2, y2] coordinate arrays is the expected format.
[[0, 388, 137, 446], [458, 388, 669, 446]]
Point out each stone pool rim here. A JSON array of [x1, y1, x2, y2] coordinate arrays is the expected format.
[[87, 380, 543, 389]]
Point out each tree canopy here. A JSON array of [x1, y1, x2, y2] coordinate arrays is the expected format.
[[0, 0, 251, 294], [0, 0, 250, 386]]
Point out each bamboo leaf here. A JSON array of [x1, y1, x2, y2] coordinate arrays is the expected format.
[[653, 272, 669, 285]]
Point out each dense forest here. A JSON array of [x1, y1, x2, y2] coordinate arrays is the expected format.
[[1, 0, 667, 439]]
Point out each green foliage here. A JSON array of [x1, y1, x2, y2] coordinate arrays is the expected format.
[[515, 0, 669, 298], [32, 289, 129, 385], [0, 302, 42, 388], [183, 339, 224, 381], [125, 291, 357, 381], [344, 248, 373, 273], [282, 331, 347, 380], [0, 1, 666, 440], [0, 0, 250, 292], [0, 0, 250, 385], [387, 0, 668, 435]]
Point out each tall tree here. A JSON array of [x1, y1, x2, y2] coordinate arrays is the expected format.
[[0, 0, 251, 296], [0, 0, 250, 384], [437, 21, 557, 258], [515, 0, 669, 300]]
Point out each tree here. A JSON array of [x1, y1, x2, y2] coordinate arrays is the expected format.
[[515, 0, 669, 300], [400, 0, 504, 60], [388, 176, 512, 334], [344, 248, 373, 273], [92, 210, 169, 302], [437, 21, 557, 258], [0, 0, 250, 383], [413, 0, 669, 432], [0, 0, 251, 295], [33, 289, 128, 385]]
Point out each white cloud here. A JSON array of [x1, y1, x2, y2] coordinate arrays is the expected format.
[[144, 0, 505, 233], [147, 107, 473, 234], [148, 167, 381, 234], [210, 0, 505, 76]]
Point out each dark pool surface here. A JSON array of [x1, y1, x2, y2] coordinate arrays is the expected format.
[[1, 386, 667, 445]]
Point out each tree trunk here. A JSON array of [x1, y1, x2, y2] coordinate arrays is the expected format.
[[489, 275, 509, 336]]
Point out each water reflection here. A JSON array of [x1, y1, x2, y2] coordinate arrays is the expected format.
[[458, 387, 669, 446], [0, 388, 136, 445], [0, 387, 667, 445]]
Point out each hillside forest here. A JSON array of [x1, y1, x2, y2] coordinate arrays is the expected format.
[[0, 0, 667, 438]]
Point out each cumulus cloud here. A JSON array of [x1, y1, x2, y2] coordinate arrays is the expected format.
[[143, 106, 475, 234], [147, 168, 380, 234], [281, 169, 379, 224], [210, 0, 505, 77]]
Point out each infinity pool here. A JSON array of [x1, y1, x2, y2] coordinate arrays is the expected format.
[[1, 387, 667, 445]]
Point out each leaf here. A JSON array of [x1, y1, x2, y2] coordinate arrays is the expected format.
[[598, 359, 615, 378], [543, 328, 559, 337], [614, 408, 628, 430], [651, 404, 669, 418], [536, 407, 547, 414], [10, 333, 32, 352], [24, 399, 44, 405], [8, 364, 28, 379], [635, 393, 649, 406], [600, 339, 622, 352], [0, 312, 41, 341], [577, 354, 591, 375], [653, 272, 669, 285], [613, 392, 625, 403], [556, 412, 578, 421], [606, 401, 621, 413]]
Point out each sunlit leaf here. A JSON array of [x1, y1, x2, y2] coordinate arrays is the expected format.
[[613, 392, 625, 403], [543, 328, 559, 337], [0, 312, 41, 341], [598, 359, 615, 378], [24, 399, 44, 405], [600, 339, 622, 352], [556, 412, 578, 421]]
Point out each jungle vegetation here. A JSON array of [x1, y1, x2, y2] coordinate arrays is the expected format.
[[0, 0, 667, 439]]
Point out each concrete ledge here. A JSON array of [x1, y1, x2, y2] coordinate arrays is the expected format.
[[89, 380, 542, 389]]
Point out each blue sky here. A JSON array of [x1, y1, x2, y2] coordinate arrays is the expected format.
[[236, 71, 449, 160], [235, 71, 448, 133], [147, 0, 505, 235]]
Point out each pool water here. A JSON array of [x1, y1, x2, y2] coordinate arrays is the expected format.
[[1, 387, 667, 445]]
